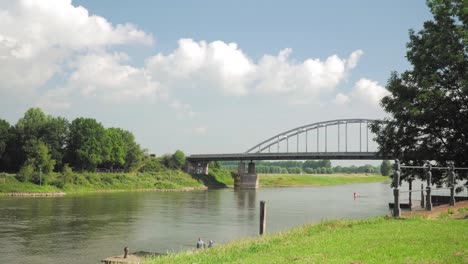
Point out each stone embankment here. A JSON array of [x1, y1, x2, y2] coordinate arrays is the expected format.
[[4, 192, 66, 197]]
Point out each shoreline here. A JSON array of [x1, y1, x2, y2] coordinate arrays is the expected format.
[[0, 186, 209, 197], [0, 178, 390, 197]]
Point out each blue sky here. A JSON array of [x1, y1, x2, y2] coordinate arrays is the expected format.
[[0, 0, 432, 159]]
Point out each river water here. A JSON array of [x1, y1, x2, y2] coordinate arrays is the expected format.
[[0, 182, 397, 263]]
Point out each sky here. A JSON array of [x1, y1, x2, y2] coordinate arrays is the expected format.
[[0, 0, 433, 159]]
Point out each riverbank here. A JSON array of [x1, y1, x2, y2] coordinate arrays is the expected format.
[[144, 203, 468, 264], [0, 170, 209, 196], [0, 171, 387, 196], [259, 173, 388, 187]]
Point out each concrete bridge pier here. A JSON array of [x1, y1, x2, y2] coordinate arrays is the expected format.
[[234, 161, 258, 189], [185, 160, 209, 175]]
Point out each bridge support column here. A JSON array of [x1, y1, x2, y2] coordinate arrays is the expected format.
[[234, 161, 258, 189], [185, 160, 209, 175]]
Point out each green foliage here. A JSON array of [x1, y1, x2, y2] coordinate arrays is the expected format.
[[171, 150, 186, 169], [371, 0, 468, 183], [140, 157, 167, 172], [41, 116, 69, 170], [0, 119, 10, 161], [23, 139, 56, 174], [287, 167, 302, 174], [222, 161, 378, 175], [16, 161, 35, 182], [66, 118, 107, 171], [102, 128, 126, 169], [59, 164, 73, 185], [380, 160, 392, 176]]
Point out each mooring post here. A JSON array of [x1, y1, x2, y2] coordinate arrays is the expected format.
[[420, 183, 425, 208], [408, 179, 413, 210], [260, 200, 266, 235], [449, 162, 456, 206], [425, 162, 433, 211], [392, 160, 401, 218]]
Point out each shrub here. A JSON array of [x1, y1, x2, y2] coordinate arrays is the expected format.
[[16, 162, 35, 183], [49, 179, 65, 188]]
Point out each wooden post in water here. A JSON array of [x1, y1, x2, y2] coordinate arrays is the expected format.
[[420, 183, 425, 208], [260, 201, 266, 235]]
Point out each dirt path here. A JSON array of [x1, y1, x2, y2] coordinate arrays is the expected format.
[[401, 200, 468, 219]]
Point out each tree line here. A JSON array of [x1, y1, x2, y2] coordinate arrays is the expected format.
[[0, 108, 145, 175], [221, 160, 388, 175]]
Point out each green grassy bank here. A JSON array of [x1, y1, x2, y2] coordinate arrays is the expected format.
[[259, 173, 388, 187], [0, 171, 388, 194], [0, 171, 203, 194], [144, 216, 468, 264]]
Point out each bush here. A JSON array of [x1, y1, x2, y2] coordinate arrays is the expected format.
[[49, 179, 65, 188], [31, 171, 49, 185], [57, 164, 73, 186], [72, 174, 89, 185], [16, 162, 35, 182]]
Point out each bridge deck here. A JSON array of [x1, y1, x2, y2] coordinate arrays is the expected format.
[[187, 152, 388, 162]]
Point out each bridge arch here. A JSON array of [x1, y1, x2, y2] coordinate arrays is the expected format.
[[245, 118, 378, 154]]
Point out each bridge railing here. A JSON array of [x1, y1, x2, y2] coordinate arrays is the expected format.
[[245, 118, 379, 154]]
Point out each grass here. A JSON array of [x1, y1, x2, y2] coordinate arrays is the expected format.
[[259, 173, 388, 187], [144, 216, 468, 264], [0, 170, 205, 194]]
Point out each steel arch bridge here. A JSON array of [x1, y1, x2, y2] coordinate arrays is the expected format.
[[187, 119, 391, 162]]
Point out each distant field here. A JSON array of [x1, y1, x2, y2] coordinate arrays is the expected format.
[[259, 173, 389, 187]]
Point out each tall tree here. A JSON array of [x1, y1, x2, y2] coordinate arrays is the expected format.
[[371, 0, 467, 184], [0, 119, 9, 160], [102, 127, 126, 169], [42, 116, 69, 170], [119, 129, 143, 171], [0, 119, 10, 171], [66, 118, 106, 171]]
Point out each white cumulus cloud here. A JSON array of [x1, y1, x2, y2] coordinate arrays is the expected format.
[[146, 39, 256, 96], [350, 78, 390, 106], [68, 52, 163, 103], [146, 38, 363, 102], [0, 0, 153, 92]]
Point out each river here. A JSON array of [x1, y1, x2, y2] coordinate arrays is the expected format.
[[0, 181, 399, 263]]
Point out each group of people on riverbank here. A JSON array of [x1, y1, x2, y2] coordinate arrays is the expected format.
[[196, 238, 214, 249]]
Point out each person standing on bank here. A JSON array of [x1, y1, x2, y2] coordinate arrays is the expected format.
[[208, 240, 214, 248], [196, 238, 206, 249]]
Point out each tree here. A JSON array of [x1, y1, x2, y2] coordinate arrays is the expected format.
[[119, 129, 144, 171], [371, 0, 468, 184], [0, 119, 10, 170], [102, 128, 126, 169], [380, 160, 392, 176], [23, 139, 56, 174], [42, 116, 69, 170], [66, 118, 106, 171], [171, 150, 186, 169]]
